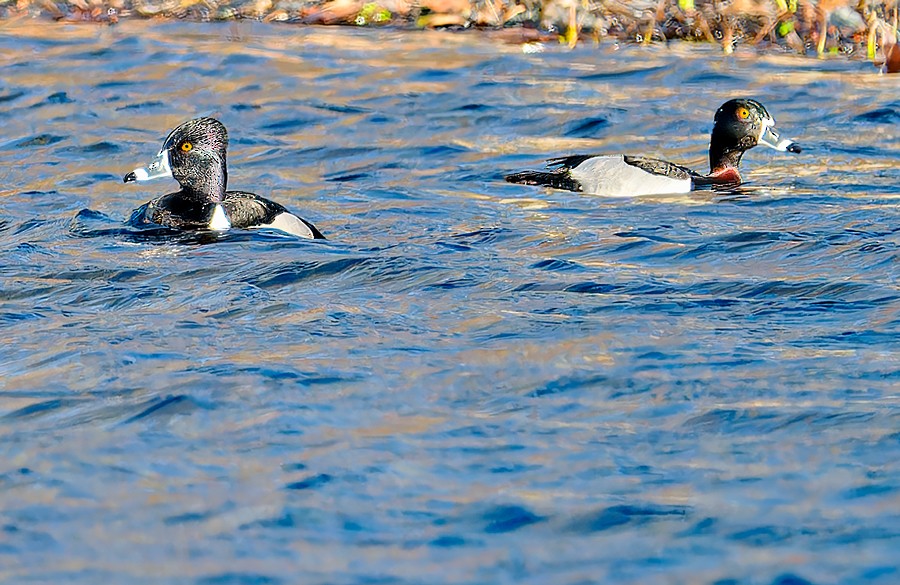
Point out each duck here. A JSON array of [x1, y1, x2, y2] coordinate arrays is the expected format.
[[505, 99, 801, 197], [123, 117, 324, 239]]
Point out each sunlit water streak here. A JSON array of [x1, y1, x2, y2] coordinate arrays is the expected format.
[[0, 21, 898, 585]]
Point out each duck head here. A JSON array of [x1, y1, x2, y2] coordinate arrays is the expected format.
[[124, 117, 229, 203], [708, 99, 801, 176]]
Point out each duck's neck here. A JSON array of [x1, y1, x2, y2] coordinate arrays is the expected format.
[[708, 144, 744, 176], [182, 158, 228, 203]]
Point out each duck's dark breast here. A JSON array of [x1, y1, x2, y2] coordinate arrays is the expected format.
[[133, 193, 214, 229]]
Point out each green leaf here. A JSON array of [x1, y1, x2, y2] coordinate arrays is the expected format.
[[356, 2, 391, 25]]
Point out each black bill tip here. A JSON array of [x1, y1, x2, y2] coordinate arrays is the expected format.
[[787, 143, 802, 154], [123, 171, 137, 183]]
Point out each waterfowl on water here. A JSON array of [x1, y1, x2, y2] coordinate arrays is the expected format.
[[123, 117, 324, 239], [505, 99, 802, 197]]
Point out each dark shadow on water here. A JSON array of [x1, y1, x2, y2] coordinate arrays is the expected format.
[[120, 394, 205, 425], [7, 134, 67, 148], [567, 504, 690, 534], [1, 398, 86, 421], [853, 103, 900, 124], [563, 115, 611, 138], [577, 64, 670, 81], [482, 504, 545, 534], [194, 573, 284, 585], [285, 473, 333, 491]]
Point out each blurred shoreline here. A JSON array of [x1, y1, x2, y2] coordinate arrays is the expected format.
[[1, 0, 898, 66]]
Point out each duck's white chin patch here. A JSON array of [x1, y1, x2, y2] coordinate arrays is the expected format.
[[208, 204, 231, 231]]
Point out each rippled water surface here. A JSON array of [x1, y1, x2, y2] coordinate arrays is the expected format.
[[1, 20, 899, 584]]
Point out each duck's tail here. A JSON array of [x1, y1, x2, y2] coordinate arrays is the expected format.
[[504, 170, 583, 192]]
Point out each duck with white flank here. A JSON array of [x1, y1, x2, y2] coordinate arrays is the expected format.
[[124, 117, 324, 239], [505, 99, 801, 197]]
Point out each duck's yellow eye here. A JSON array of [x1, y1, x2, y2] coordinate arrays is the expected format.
[[181, 142, 193, 152], [736, 107, 750, 121]]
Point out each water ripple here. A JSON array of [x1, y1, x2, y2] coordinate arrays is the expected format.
[[0, 23, 897, 585]]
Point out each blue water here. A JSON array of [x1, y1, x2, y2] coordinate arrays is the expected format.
[[1, 21, 899, 585]]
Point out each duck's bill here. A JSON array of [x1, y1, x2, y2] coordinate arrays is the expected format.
[[123, 150, 173, 183], [758, 122, 802, 153]]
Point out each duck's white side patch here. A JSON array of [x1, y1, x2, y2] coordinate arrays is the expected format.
[[208, 204, 231, 231], [570, 155, 692, 197], [259, 212, 316, 239]]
